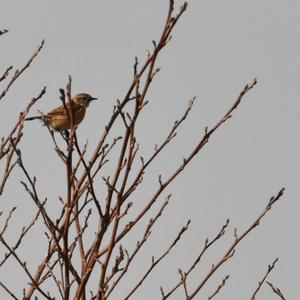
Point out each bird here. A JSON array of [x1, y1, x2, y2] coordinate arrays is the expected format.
[[25, 93, 98, 131]]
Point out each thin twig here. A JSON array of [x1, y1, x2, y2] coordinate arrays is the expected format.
[[124, 219, 191, 299], [0, 66, 13, 82], [106, 197, 170, 297], [99, 79, 257, 260], [0, 40, 44, 101], [161, 219, 229, 298], [0, 207, 16, 235], [0, 206, 42, 267], [267, 281, 286, 300], [208, 275, 230, 300], [0, 281, 18, 300], [250, 258, 279, 300], [0, 233, 53, 299], [0, 86, 46, 160], [163, 188, 285, 299]]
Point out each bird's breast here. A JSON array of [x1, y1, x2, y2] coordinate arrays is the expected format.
[[73, 106, 86, 125]]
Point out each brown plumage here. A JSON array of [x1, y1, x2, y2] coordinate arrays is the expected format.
[[25, 93, 98, 131]]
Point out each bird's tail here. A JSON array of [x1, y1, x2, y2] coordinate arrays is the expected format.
[[24, 116, 43, 121]]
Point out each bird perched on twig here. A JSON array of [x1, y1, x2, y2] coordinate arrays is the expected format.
[[25, 93, 98, 131]]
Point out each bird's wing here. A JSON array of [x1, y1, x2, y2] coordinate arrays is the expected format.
[[47, 102, 81, 117], [47, 104, 67, 117]]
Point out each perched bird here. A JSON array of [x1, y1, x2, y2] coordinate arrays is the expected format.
[[25, 93, 98, 131]]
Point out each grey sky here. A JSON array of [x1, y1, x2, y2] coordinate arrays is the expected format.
[[1, 0, 299, 299]]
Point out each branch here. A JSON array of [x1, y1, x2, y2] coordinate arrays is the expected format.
[[125, 219, 191, 299], [0, 66, 13, 82], [0, 205, 42, 267], [0, 40, 44, 101], [162, 219, 229, 298], [106, 79, 257, 257], [208, 275, 230, 300], [72, 3, 189, 299], [0, 86, 46, 160], [0, 281, 18, 300], [163, 188, 285, 299], [0, 206, 16, 235], [106, 197, 170, 298], [267, 281, 286, 300], [250, 258, 279, 300], [0, 87, 46, 197], [0, 233, 53, 299]]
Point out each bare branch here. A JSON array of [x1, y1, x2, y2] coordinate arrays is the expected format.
[[208, 275, 230, 300], [0, 206, 42, 267], [125, 219, 191, 299], [162, 219, 229, 298], [0, 207, 16, 235], [0, 66, 13, 82], [108, 80, 256, 256], [163, 188, 285, 299], [250, 258, 279, 300], [0, 281, 18, 300], [0, 86, 46, 161], [106, 196, 170, 298], [0, 40, 44, 101], [0, 233, 53, 299], [267, 281, 286, 300]]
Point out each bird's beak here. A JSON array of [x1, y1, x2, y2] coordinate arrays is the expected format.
[[90, 97, 98, 101]]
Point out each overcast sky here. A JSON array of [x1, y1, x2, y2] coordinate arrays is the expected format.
[[1, 1, 299, 299]]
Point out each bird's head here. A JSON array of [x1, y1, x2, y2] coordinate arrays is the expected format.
[[73, 93, 98, 107]]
